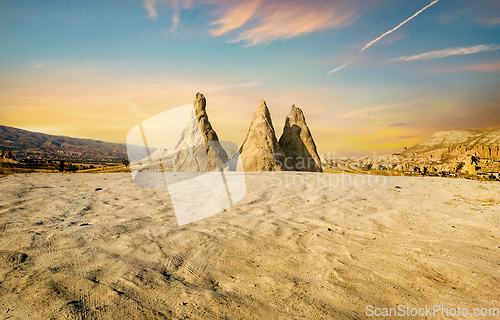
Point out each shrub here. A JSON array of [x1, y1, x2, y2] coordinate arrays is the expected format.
[[122, 157, 130, 167]]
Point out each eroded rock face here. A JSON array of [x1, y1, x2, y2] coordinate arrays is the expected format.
[[173, 93, 228, 172], [462, 156, 478, 174], [278, 105, 322, 172], [238, 100, 285, 171], [471, 145, 500, 159], [401, 129, 500, 160]]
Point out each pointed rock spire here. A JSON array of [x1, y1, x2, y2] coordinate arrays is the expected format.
[[279, 105, 322, 172], [173, 93, 228, 172], [193, 92, 229, 170], [238, 100, 285, 171]]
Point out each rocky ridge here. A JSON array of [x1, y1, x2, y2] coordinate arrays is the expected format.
[[321, 129, 500, 177], [400, 129, 500, 161]]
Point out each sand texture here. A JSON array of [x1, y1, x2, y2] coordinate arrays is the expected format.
[[0, 172, 499, 319]]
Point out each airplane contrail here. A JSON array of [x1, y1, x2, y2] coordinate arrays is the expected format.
[[390, 44, 500, 61], [361, 0, 440, 52], [327, 61, 351, 75], [328, 0, 440, 76]]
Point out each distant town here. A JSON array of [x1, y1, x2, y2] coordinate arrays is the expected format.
[[0, 148, 129, 174]]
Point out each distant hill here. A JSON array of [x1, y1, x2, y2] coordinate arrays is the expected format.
[[0, 125, 144, 161], [400, 129, 500, 160], [321, 128, 500, 176]]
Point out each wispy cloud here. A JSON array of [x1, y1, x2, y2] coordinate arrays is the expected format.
[[203, 81, 262, 92], [30, 64, 45, 69], [210, 0, 264, 37], [144, 0, 158, 19], [229, 1, 358, 46], [361, 0, 440, 52], [475, 16, 500, 25], [144, 0, 191, 32], [341, 102, 413, 119], [425, 61, 500, 73], [390, 44, 500, 61], [170, 6, 180, 32], [124, 100, 147, 118], [327, 61, 351, 75], [144, 0, 360, 45]]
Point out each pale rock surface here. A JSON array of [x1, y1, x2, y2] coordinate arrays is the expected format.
[[148, 148, 172, 163], [238, 101, 285, 171], [173, 93, 228, 172], [278, 105, 322, 172], [401, 129, 500, 160]]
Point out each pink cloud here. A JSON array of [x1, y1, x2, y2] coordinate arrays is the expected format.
[[144, 0, 361, 45], [426, 61, 500, 74], [475, 16, 500, 25], [144, 0, 159, 19], [232, 1, 357, 46], [210, 0, 264, 36]]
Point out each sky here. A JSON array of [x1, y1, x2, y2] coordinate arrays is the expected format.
[[1, 0, 499, 157]]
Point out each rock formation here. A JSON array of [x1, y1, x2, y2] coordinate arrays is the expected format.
[[471, 145, 500, 159], [238, 100, 285, 171], [462, 156, 479, 175], [173, 93, 229, 172], [278, 105, 322, 172], [321, 128, 500, 177], [401, 129, 500, 160]]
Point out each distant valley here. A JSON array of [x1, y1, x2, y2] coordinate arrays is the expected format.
[[0, 125, 145, 161]]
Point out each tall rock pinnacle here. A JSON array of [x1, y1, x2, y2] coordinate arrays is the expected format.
[[173, 93, 228, 172], [279, 105, 322, 172], [238, 100, 285, 171]]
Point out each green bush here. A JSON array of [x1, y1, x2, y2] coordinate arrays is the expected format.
[[122, 157, 130, 167]]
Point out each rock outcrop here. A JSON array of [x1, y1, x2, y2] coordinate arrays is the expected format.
[[401, 129, 500, 160], [471, 145, 500, 159], [238, 100, 285, 171], [462, 156, 479, 175], [323, 128, 500, 176], [278, 105, 322, 172], [173, 93, 228, 172]]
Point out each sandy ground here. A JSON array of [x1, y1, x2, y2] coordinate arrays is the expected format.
[[0, 172, 499, 319]]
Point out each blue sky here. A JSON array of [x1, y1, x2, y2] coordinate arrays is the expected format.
[[1, 0, 499, 156]]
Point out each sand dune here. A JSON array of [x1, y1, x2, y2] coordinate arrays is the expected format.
[[0, 172, 499, 319]]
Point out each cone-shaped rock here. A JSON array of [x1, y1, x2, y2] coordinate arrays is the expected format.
[[279, 105, 322, 172], [173, 93, 228, 172], [238, 100, 285, 171]]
